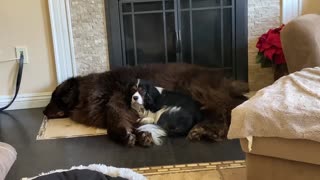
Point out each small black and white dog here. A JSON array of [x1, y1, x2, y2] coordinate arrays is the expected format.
[[129, 79, 202, 145]]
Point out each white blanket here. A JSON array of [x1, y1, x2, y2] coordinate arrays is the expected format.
[[228, 67, 320, 143]]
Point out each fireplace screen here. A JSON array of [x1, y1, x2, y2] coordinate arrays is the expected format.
[[106, 0, 248, 80]]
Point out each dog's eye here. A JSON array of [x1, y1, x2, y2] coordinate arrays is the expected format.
[[131, 86, 137, 92], [138, 87, 145, 94]]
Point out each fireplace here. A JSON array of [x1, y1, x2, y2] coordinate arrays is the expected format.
[[105, 0, 248, 81]]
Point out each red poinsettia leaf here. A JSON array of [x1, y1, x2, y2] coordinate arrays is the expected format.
[[260, 42, 272, 52], [266, 29, 273, 35], [275, 48, 283, 55], [256, 33, 268, 51], [266, 32, 281, 48], [264, 48, 277, 60]]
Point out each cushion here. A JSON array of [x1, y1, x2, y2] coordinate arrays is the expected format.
[[281, 14, 320, 73], [0, 142, 17, 180]]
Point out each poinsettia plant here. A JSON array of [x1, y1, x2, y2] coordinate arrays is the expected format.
[[256, 24, 286, 67]]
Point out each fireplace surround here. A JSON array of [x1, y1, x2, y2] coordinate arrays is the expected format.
[[49, 0, 297, 91]]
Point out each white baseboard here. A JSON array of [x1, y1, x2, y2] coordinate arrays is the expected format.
[[0, 92, 52, 111]]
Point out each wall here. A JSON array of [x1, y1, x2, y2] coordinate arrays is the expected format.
[[70, 0, 281, 91], [248, 0, 281, 91], [70, 0, 109, 76], [301, 0, 320, 14], [0, 0, 57, 96]]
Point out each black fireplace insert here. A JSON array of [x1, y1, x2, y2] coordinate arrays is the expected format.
[[105, 0, 248, 81]]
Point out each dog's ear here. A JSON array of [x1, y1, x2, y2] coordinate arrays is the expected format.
[[147, 83, 161, 99], [144, 94, 157, 112], [144, 83, 161, 112], [57, 77, 79, 108], [124, 80, 137, 107]]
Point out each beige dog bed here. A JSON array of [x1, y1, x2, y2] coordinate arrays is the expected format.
[[0, 142, 17, 180]]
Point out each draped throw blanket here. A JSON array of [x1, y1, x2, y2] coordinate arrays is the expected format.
[[228, 67, 320, 144]]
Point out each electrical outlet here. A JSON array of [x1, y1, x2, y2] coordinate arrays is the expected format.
[[15, 46, 29, 64]]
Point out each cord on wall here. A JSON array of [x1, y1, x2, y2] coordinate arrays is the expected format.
[[0, 54, 24, 111], [0, 58, 19, 63]]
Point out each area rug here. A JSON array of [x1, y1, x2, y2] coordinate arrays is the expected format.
[[136, 160, 246, 180], [36, 116, 107, 140]]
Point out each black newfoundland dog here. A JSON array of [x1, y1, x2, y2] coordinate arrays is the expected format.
[[43, 63, 248, 146]]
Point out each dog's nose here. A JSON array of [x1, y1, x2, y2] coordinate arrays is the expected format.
[[133, 96, 138, 101]]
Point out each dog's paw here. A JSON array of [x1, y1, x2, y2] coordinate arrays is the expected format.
[[206, 133, 222, 142], [139, 117, 155, 124], [187, 127, 205, 141], [137, 131, 154, 147], [126, 133, 136, 147], [206, 129, 226, 142]]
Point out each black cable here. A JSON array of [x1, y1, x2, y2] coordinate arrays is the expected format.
[[0, 54, 24, 111]]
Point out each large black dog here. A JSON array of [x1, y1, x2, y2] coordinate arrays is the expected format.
[[43, 63, 248, 146], [129, 79, 202, 144]]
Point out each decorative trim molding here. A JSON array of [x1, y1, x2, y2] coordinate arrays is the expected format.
[[66, 0, 77, 76], [48, 0, 76, 84], [282, 0, 303, 24], [298, 0, 303, 16], [0, 92, 52, 110], [134, 160, 246, 176]]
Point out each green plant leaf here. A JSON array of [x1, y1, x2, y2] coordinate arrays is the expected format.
[[256, 52, 263, 63], [260, 55, 273, 68]]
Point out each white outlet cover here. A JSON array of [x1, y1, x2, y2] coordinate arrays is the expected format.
[[15, 46, 29, 64]]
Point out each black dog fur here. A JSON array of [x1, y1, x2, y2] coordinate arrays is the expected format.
[[130, 79, 202, 136]]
